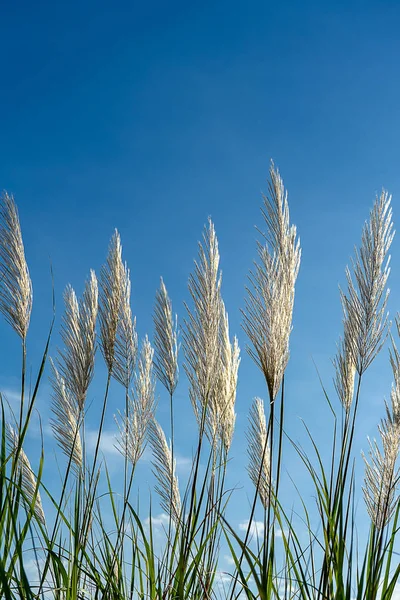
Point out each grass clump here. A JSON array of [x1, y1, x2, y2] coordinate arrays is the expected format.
[[0, 165, 399, 600]]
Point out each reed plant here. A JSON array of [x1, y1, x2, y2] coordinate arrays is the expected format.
[[0, 165, 399, 600]]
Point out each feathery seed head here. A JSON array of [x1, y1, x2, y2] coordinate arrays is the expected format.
[[363, 332, 400, 529], [153, 278, 179, 395], [0, 192, 33, 339], [333, 333, 356, 413], [243, 163, 301, 401], [389, 335, 400, 430], [83, 269, 98, 340], [112, 263, 138, 388], [115, 336, 156, 467], [363, 434, 399, 530], [49, 360, 83, 476], [184, 218, 224, 434], [115, 409, 142, 468], [135, 335, 156, 420], [341, 190, 394, 375], [148, 419, 181, 524], [59, 271, 98, 410], [246, 397, 271, 509], [7, 425, 46, 524], [218, 305, 240, 452]]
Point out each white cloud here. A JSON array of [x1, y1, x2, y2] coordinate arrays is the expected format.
[[175, 454, 193, 473], [215, 571, 232, 588], [140, 446, 192, 472], [274, 527, 288, 538], [139, 445, 153, 462], [0, 387, 47, 441], [0, 387, 22, 405], [85, 429, 120, 457], [23, 557, 43, 583], [238, 519, 264, 537], [377, 581, 400, 600], [392, 584, 400, 600], [237, 520, 287, 540], [144, 512, 170, 529], [22, 557, 54, 598]]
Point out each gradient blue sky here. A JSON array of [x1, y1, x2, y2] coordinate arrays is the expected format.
[[1, 0, 400, 580]]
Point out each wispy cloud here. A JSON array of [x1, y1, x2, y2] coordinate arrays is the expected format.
[[175, 454, 192, 473], [376, 581, 400, 600], [0, 385, 48, 440], [23, 556, 54, 599], [391, 584, 400, 600], [238, 519, 264, 537], [275, 527, 288, 538], [144, 512, 170, 529], [85, 429, 120, 456], [238, 520, 287, 540], [0, 387, 21, 405], [140, 443, 192, 473], [215, 571, 232, 588]]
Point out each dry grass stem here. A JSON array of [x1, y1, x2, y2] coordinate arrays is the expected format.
[[243, 162, 301, 401], [7, 425, 46, 524], [153, 278, 179, 395], [148, 419, 181, 524], [0, 192, 33, 339], [247, 397, 271, 509], [112, 264, 138, 388], [341, 191, 394, 375]]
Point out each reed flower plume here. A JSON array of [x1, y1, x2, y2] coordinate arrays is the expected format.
[[58, 271, 98, 410], [217, 304, 240, 453], [148, 419, 181, 524], [115, 336, 156, 467], [49, 360, 83, 476], [363, 333, 400, 529], [341, 191, 394, 376], [333, 332, 356, 413], [99, 230, 125, 373], [135, 335, 157, 427], [115, 409, 141, 469], [183, 218, 223, 433], [153, 278, 179, 395], [7, 425, 45, 525], [112, 264, 138, 388], [243, 163, 301, 401], [0, 192, 33, 339], [246, 397, 271, 509]]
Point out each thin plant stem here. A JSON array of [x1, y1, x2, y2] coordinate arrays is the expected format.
[[229, 384, 277, 600], [19, 339, 26, 432]]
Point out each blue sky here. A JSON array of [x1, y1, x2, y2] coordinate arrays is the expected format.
[[1, 0, 400, 582]]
